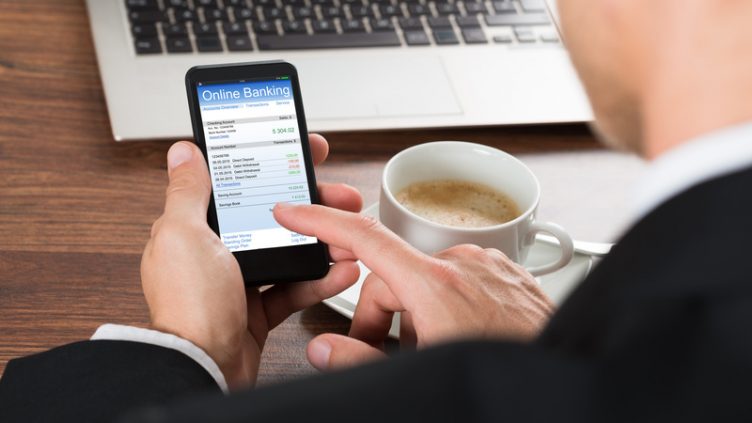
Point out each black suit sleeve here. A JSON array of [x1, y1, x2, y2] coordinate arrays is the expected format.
[[121, 341, 593, 423], [0, 340, 221, 423]]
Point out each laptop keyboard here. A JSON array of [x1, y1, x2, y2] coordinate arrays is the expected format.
[[126, 0, 557, 54]]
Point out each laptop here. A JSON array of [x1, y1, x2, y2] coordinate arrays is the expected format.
[[87, 0, 590, 141]]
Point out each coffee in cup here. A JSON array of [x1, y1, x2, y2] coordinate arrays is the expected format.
[[395, 180, 520, 228]]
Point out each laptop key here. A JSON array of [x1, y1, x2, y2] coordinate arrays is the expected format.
[[321, 6, 343, 18], [540, 31, 560, 43], [485, 13, 549, 26], [398, 17, 423, 30], [463, 2, 487, 14], [263, 8, 285, 20], [492, 1, 516, 13], [131, 23, 158, 38], [196, 36, 223, 51], [165, 0, 189, 8], [433, 29, 459, 44], [312, 20, 337, 33], [223, 22, 248, 35], [455, 15, 479, 28], [294, 7, 314, 19], [128, 10, 166, 23], [164, 23, 188, 37], [427, 16, 452, 28], [514, 27, 537, 42], [226, 35, 254, 51], [134, 38, 162, 54], [233, 8, 257, 22], [282, 20, 308, 34], [203, 8, 227, 22], [174, 9, 198, 22], [256, 32, 401, 50], [253, 21, 278, 35], [461, 28, 487, 43], [493, 34, 513, 43], [435, 3, 458, 15], [342, 19, 366, 32], [166, 37, 193, 52], [315, 0, 337, 7], [350, 5, 375, 18], [520, 0, 546, 12], [407, 4, 429, 16], [379, 4, 402, 17], [196, 0, 218, 8], [403, 30, 430, 45], [126, 0, 158, 10], [370, 18, 395, 31], [194, 22, 218, 36]]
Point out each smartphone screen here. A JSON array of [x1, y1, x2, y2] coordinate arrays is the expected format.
[[196, 76, 317, 252]]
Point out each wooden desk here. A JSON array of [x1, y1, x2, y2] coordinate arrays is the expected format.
[[0, 0, 645, 384]]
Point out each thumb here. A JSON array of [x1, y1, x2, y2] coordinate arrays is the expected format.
[[307, 333, 386, 371], [163, 141, 212, 221]]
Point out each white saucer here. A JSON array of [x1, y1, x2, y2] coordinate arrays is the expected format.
[[322, 203, 594, 338]]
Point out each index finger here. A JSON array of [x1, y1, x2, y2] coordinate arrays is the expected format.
[[273, 203, 430, 303]]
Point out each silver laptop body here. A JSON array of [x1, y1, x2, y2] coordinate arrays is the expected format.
[[87, 0, 590, 141]]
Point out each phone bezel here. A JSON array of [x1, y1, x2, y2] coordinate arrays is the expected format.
[[185, 61, 330, 286]]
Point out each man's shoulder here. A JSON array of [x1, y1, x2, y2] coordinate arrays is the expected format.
[[540, 165, 752, 352], [610, 164, 752, 291]]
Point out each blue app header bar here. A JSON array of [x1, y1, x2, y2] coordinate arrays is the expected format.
[[198, 79, 292, 106]]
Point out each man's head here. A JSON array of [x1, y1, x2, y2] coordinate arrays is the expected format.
[[556, 0, 651, 155], [555, 0, 752, 158]]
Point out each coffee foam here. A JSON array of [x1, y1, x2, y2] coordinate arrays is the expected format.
[[395, 180, 520, 228]]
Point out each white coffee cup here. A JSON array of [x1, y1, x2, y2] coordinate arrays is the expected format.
[[379, 141, 574, 277]]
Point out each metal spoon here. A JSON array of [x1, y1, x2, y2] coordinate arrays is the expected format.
[[536, 234, 613, 257]]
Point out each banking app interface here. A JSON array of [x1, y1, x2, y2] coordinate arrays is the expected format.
[[197, 77, 317, 252]]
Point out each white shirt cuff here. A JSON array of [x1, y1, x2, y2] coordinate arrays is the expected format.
[[91, 323, 228, 393]]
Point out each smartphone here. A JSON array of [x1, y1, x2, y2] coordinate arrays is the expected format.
[[185, 61, 329, 286]]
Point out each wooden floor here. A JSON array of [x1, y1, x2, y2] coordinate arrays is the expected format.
[[0, 0, 641, 384]]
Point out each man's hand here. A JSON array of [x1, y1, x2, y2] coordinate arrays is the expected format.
[[273, 204, 555, 371], [141, 135, 362, 389]]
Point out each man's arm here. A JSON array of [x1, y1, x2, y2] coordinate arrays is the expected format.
[[0, 340, 221, 423], [0, 136, 366, 422], [90, 324, 228, 392]]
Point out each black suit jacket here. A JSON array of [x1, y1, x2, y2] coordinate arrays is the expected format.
[[3, 167, 752, 422]]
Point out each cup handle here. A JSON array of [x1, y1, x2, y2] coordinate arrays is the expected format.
[[525, 222, 574, 277]]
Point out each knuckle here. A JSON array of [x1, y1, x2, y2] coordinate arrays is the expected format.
[[360, 274, 381, 296], [441, 244, 485, 258], [150, 216, 164, 238], [357, 214, 383, 233], [427, 258, 462, 286], [166, 169, 210, 197], [306, 279, 327, 303], [484, 248, 511, 264], [150, 220, 193, 250]]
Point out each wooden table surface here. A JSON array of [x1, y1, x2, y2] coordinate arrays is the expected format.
[[0, 0, 646, 384]]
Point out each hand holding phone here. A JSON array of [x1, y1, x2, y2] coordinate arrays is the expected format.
[[186, 61, 330, 285], [141, 136, 362, 388]]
